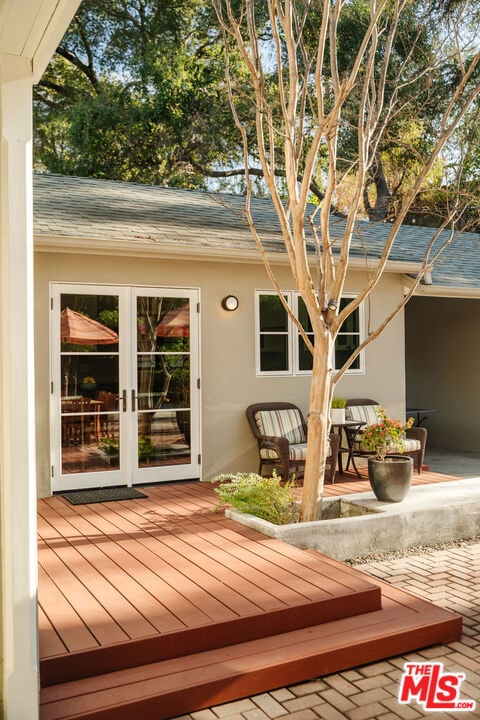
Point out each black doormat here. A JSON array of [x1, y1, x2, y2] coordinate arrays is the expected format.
[[60, 487, 148, 505]]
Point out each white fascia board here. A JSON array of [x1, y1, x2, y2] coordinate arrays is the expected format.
[[403, 274, 480, 299], [34, 233, 422, 274], [31, 1, 82, 82]]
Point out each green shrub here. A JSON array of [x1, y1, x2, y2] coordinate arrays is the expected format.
[[212, 472, 299, 525]]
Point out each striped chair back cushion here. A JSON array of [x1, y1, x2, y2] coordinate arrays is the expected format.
[[345, 404, 381, 426], [255, 408, 306, 445]]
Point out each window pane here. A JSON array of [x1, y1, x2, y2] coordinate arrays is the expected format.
[[297, 297, 313, 332], [259, 295, 287, 332], [335, 336, 360, 370], [260, 334, 288, 371], [298, 334, 314, 371], [339, 299, 359, 333]]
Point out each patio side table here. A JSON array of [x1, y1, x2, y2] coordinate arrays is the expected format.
[[330, 420, 366, 478]]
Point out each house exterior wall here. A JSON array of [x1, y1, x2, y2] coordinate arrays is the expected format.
[[406, 296, 480, 452], [35, 250, 407, 497]]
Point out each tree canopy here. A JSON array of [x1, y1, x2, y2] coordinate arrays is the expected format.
[[34, 0, 246, 189], [34, 0, 480, 227]]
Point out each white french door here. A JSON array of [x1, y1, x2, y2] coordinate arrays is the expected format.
[[51, 284, 200, 492]]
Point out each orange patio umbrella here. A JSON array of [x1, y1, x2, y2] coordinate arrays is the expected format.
[[156, 304, 190, 338], [61, 307, 118, 345]]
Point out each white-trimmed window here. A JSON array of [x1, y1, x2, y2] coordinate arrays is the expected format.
[[256, 291, 364, 376]]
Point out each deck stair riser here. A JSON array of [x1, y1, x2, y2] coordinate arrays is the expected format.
[[39, 580, 462, 720], [41, 584, 380, 686]]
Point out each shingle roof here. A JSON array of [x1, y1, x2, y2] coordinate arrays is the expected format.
[[33, 173, 480, 293]]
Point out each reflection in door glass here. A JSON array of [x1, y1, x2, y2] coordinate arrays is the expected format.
[[60, 294, 120, 474], [136, 297, 191, 469], [138, 410, 191, 468]]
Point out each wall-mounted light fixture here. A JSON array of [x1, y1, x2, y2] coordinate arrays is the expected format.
[[421, 271, 433, 286], [221, 295, 239, 311]]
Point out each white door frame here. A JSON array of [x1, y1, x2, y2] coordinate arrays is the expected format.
[[50, 283, 201, 492]]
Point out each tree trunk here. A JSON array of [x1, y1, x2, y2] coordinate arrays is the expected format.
[[300, 334, 334, 522], [364, 154, 392, 221]]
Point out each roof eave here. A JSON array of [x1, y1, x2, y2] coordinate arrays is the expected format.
[[34, 233, 422, 274], [403, 274, 480, 299]]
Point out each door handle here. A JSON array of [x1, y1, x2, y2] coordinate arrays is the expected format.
[[131, 389, 136, 412], [121, 389, 127, 412]]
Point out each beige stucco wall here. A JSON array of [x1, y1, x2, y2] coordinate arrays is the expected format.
[[406, 296, 480, 451], [35, 249, 407, 496]]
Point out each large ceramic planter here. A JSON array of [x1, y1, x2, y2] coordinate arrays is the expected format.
[[367, 455, 413, 502]]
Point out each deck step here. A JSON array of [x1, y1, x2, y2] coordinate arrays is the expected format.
[[40, 564, 381, 686], [40, 580, 462, 720]]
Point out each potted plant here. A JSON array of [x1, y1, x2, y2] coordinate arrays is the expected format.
[[360, 408, 415, 502], [138, 435, 155, 462], [100, 437, 119, 465], [331, 397, 347, 424]]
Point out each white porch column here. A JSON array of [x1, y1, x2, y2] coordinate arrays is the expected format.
[[0, 53, 38, 719]]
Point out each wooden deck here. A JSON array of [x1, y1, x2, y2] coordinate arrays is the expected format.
[[39, 471, 463, 720]]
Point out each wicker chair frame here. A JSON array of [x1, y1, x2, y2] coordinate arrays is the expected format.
[[246, 402, 340, 485]]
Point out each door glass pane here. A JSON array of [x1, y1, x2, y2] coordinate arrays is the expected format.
[[60, 294, 120, 474], [136, 296, 191, 468]]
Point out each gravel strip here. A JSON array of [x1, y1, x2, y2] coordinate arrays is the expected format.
[[345, 534, 480, 565]]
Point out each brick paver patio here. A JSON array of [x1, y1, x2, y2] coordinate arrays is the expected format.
[[174, 541, 480, 720]]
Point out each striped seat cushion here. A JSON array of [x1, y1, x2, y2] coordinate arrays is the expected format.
[[255, 409, 306, 445], [260, 443, 308, 461], [345, 404, 381, 425], [260, 440, 333, 461], [351, 437, 421, 454]]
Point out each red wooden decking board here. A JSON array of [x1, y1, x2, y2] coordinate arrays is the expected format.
[[323, 468, 462, 496], [39, 499, 197, 633], [38, 539, 130, 647], [47, 498, 247, 624], [40, 497, 209, 632], [106, 502, 312, 611], [38, 563, 99, 654], [91, 484, 379, 602], [116, 505, 363, 604], [99, 497, 368, 613], [40, 530, 161, 641], [38, 606, 69, 658], [212, 521, 378, 592], [74, 502, 284, 618], [39, 580, 461, 720]]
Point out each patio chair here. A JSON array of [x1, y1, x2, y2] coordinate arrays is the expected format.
[[246, 402, 340, 484], [344, 398, 427, 477]]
